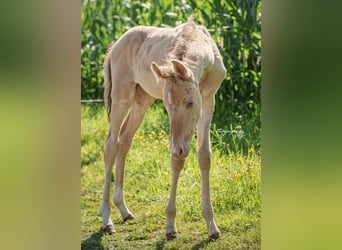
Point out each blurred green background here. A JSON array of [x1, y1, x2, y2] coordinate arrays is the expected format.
[[1, 0, 342, 249]]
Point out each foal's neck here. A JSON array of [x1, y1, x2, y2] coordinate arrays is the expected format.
[[181, 59, 205, 85]]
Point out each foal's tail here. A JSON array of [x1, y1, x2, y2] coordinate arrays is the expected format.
[[103, 45, 113, 120]]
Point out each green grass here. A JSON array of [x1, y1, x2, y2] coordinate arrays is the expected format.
[[81, 103, 260, 249]]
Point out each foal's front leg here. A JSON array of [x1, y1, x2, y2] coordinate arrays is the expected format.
[[197, 97, 220, 239], [165, 158, 185, 240]]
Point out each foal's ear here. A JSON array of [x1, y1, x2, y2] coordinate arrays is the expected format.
[[151, 62, 169, 80], [171, 60, 193, 81]]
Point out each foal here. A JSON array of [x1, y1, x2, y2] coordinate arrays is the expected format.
[[99, 18, 226, 240]]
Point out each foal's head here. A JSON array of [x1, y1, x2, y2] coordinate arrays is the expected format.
[[152, 60, 201, 160]]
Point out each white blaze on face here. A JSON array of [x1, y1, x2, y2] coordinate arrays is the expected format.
[[167, 91, 176, 113], [167, 91, 172, 105], [167, 91, 176, 109]]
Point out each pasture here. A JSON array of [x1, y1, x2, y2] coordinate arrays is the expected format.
[[81, 103, 260, 249]]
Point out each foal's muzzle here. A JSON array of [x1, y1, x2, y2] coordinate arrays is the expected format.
[[170, 141, 190, 160]]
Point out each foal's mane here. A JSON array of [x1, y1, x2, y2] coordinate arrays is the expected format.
[[171, 17, 198, 62]]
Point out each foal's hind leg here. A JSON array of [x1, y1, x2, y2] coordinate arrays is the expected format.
[[99, 82, 136, 233], [113, 85, 155, 221]]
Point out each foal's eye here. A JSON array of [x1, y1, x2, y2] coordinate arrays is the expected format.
[[187, 101, 194, 108]]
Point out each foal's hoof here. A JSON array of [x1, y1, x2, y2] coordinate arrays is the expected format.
[[102, 224, 116, 234], [209, 232, 221, 240], [166, 232, 177, 241], [123, 213, 135, 222]]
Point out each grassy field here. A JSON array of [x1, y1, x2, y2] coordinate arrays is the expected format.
[[81, 103, 260, 249]]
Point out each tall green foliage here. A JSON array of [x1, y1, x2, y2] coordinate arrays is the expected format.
[[81, 0, 261, 151]]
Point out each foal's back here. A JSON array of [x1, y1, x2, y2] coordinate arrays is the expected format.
[[107, 20, 218, 100]]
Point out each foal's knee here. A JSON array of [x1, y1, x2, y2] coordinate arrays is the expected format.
[[104, 133, 119, 163], [197, 148, 211, 170], [104, 133, 117, 150], [118, 132, 133, 150]]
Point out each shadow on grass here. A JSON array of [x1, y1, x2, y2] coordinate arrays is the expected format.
[[155, 239, 166, 250], [81, 230, 105, 250], [191, 239, 213, 250], [153, 238, 213, 250]]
